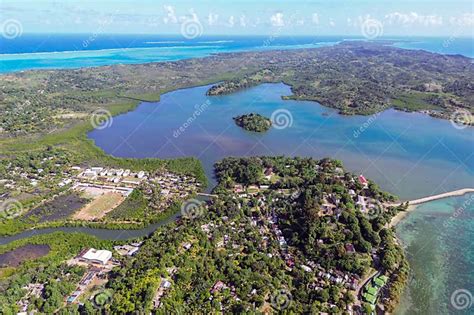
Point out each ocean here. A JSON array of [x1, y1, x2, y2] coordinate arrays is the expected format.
[[0, 34, 472, 73]]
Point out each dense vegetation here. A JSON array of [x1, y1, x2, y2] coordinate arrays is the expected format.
[[233, 113, 272, 132], [0, 157, 408, 314], [101, 157, 407, 314], [0, 232, 113, 314]]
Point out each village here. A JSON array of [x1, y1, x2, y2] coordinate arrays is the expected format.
[[16, 241, 143, 313], [1, 154, 201, 224], [215, 164, 392, 312]]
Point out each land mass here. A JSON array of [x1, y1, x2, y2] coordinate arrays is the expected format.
[[1, 41, 473, 138], [233, 113, 272, 132], [0, 157, 409, 314]]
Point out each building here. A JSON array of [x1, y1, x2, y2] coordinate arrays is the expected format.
[[79, 248, 112, 265], [358, 174, 368, 188]]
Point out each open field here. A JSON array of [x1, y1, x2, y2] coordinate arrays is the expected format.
[[0, 244, 50, 267], [73, 192, 125, 221], [23, 192, 88, 223]]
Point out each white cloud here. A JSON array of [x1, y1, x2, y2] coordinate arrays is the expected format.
[[385, 12, 443, 26], [270, 12, 284, 27], [296, 18, 305, 26], [312, 13, 319, 25], [449, 13, 474, 27], [207, 13, 219, 26], [228, 16, 235, 27], [163, 5, 177, 24], [329, 19, 336, 27], [239, 15, 247, 27]]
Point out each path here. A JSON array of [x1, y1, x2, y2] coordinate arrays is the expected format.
[[389, 188, 474, 227]]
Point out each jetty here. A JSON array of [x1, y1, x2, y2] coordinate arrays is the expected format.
[[197, 193, 219, 198], [389, 188, 474, 227]]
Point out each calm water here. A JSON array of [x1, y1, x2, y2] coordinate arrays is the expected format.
[[89, 83, 474, 201], [396, 194, 474, 315], [1, 34, 472, 73]]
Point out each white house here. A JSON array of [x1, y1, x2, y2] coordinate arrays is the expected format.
[[80, 248, 112, 265]]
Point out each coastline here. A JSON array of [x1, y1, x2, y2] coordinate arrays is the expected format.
[[390, 188, 474, 227]]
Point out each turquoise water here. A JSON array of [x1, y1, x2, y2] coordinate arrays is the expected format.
[[0, 34, 340, 72], [396, 194, 474, 314], [89, 83, 474, 200], [1, 34, 472, 73]]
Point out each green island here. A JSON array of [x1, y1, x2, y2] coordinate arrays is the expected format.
[[233, 113, 272, 132], [0, 157, 409, 314]]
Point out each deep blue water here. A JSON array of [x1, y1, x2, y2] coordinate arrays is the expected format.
[[1, 34, 472, 73]]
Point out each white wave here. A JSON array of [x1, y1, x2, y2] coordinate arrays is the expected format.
[[145, 41, 186, 44], [198, 40, 234, 44]]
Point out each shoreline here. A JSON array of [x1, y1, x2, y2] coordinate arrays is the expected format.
[[390, 188, 474, 227]]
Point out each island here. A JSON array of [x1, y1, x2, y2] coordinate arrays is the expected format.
[[233, 113, 272, 132], [0, 157, 409, 314]]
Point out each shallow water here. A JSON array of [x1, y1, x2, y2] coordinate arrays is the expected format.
[[396, 194, 474, 315]]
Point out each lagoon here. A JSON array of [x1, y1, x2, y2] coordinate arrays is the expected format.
[[89, 83, 473, 201]]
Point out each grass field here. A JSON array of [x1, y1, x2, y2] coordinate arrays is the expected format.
[[73, 192, 125, 221]]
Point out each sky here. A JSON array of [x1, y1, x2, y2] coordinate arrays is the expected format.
[[1, 0, 473, 37]]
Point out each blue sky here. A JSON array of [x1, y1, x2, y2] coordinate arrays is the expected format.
[[1, 0, 473, 37]]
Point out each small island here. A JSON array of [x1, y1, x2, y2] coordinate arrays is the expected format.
[[233, 113, 272, 132]]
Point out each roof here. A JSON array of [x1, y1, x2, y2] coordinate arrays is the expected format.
[[363, 293, 377, 304], [374, 278, 385, 287], [366, 286, 377, 295], [82, 248, 112, 263]]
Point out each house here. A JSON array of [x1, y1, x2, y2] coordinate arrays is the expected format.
[[357, 195, 367, 212], [345, 244, 356, 254], [233, 184, 244, 193], [79, 248, 112, 265], [210, 281, 226, 294], [137, 171, 145, 179], [161, 280, 172, 289], [82, 169, 97, 178], [358, 174, 368, 188], [264, 167, 273, 180]]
